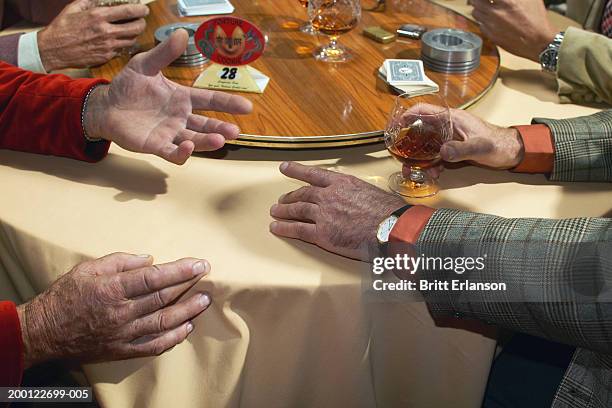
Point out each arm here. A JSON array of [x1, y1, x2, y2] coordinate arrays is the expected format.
[[7, 0, 71, 25], [0, 33, 20, 66], [400, 208, 612, 355], [439, 109, 612, 182], [0, 61, 111, 162], [0, 301, 23, 386], [556, 27, 612, 105]]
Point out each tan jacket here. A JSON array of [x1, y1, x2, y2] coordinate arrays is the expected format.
[[557, 0, 611, 105], [566, 0, 607, 31]]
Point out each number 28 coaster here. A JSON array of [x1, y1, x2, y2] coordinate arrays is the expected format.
[[193, 17, 270, 94]]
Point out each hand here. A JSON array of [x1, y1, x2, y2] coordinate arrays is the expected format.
[[17, 253, 212, 368], [469, 0, 557, 62], [270, 162, 406, 261], [85, 29, 253, 165], [38, 0, 149, 71], [402, 105, 524, 177]]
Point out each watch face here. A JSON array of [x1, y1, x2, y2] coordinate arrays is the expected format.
[[377, 215, 399, 244]]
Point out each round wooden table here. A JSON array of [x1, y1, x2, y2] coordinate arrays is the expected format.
[[91, 0, 500, 148]]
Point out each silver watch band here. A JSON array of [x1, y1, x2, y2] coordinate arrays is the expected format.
[[539, 32, 565, 73]]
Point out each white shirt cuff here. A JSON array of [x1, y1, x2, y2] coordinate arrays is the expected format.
[[17, 31, 47, 74]]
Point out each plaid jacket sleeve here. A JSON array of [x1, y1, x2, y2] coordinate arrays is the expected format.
[[533, 110, 612, 182], [417, 209, 612, 355]]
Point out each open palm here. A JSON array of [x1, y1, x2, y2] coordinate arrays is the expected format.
[[88, 30, 253, 164]]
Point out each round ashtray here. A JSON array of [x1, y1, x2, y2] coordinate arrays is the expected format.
[[421, 29, 483, 74]]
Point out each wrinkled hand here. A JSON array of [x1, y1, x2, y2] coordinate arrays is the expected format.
[[402, 105, 524, 178], [38, 0, 149, 71], [17, 253, 212, 368], [85, 29, 253, 165], [270, 162, 406, 261], [469, 0, 557, 62]]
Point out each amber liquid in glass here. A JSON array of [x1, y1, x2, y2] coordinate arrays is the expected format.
[[388, 126, 443, 169], [312, 3, 358, 36], [312, 17, 357, 35]]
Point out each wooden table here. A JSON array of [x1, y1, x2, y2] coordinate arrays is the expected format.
[[91, 0, 500, 148]]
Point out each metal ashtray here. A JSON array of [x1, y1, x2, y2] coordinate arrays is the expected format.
[[154, 23, 208, 67], [421, 29, 483, 74]]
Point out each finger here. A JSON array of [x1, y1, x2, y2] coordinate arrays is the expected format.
[[127, 321, 194, 357], [187, 115, 240, 140], [107, 18, 146, 38], [120, 258, 210, 298], [158, 140, 195, 165], [269, 221, 317, 243], [109, 37, 139, 51], [129, 292, 211, 338], [128, 274, 205, 317], [278, 186, 323, 204], [187, 88, 253, 114], [174, 130, 226, 152], [87, 252, 154, 275], [279, 161, 338, 187], [441, 139, 495, 163], [99, 4, 149, 23], [131, 29, 188, 76], [270, 203, 319, 223]]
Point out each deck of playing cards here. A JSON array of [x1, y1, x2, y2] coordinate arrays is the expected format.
[[379, 59, 439, 97]]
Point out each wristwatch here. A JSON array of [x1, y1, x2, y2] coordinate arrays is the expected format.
[[539, 32, 565, 73], [376, 205, 413, 253]]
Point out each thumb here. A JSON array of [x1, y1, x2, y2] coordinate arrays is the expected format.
[[440, 138, 494, 163], [131, 29, 189, 76]]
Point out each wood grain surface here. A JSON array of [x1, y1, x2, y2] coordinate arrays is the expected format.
[[91, 0, 500, 148]]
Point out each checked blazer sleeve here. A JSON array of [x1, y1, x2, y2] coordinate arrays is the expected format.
[[533, 110, 612, 182], [416, 209, 612, 355]]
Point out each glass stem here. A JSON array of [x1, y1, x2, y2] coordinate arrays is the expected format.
[[409, 166, 425, 185], [328, 36, 339, 50]]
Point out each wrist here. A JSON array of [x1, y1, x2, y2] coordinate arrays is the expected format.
[[84, 85, 112, 142], [501, 127, 524, 168], [17, 298, 55, 369], [37, 29, 61, 72]]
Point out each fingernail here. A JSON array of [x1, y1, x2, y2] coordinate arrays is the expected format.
[[280, 162, 289, 171], [199, 293, 211, 307], [270, 204, 278, 213], [192, 260, 210, 276], [137, 254, 151, 258], [270, 221, 278, 232], [186, 322, 194, 333]]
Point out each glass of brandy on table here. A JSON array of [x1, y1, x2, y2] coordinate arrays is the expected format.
[[310, 0, 361, 62], [384, 93, 453, 198]]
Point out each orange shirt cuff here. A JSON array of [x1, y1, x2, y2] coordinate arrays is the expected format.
[[511, 124, 555, 174], [389, 205, 436, 245]]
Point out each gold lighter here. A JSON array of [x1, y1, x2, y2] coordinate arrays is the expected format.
[[363, 26, 396, 44]]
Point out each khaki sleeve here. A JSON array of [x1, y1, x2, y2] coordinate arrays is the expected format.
[[556, 27, 612, 105]]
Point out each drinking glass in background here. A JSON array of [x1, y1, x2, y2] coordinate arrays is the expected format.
[[95, 0, 142, 57], [309, 0, 361, 62], [298, 0, 317, 35], [384, 94, 453, 198]]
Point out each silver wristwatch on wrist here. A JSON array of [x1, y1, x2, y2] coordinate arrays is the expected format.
[[539, 32, 565, 73]]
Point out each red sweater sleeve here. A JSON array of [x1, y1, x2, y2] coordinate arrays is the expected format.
[[0, 301, 23, 387], [0, 61, 111, 162]]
